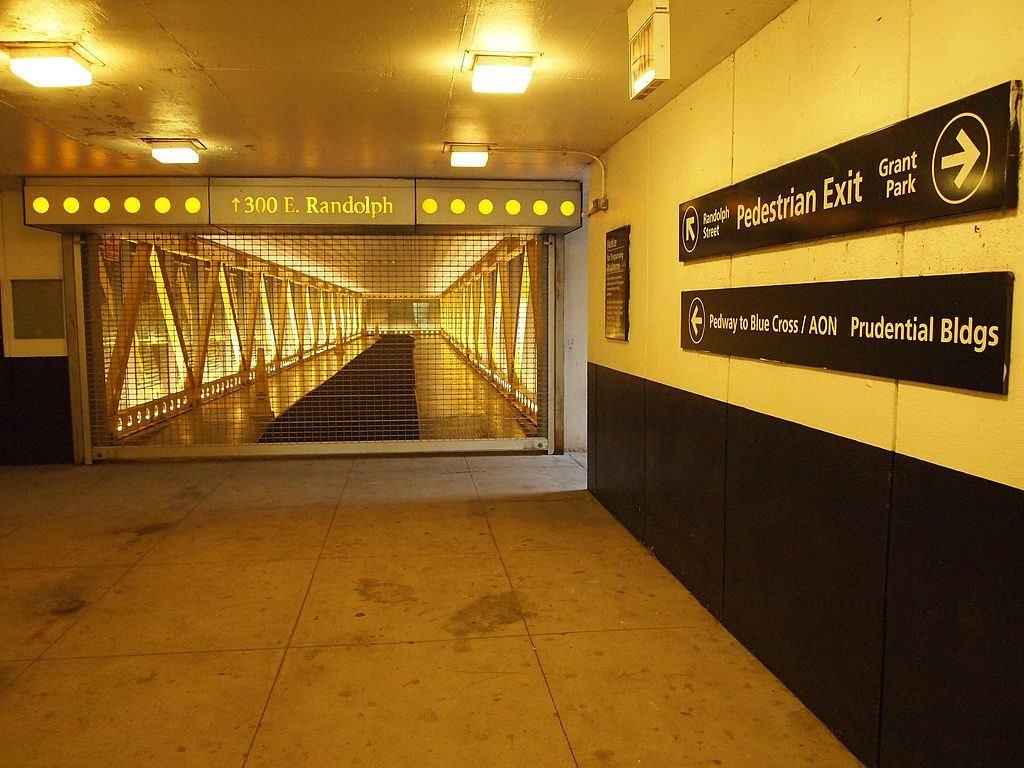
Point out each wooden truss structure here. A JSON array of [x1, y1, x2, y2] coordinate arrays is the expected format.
[[87, 235, 363, 440], [440, 235, 545, 422]]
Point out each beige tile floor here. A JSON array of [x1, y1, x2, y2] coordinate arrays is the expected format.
[[0, 455, 863, 767]]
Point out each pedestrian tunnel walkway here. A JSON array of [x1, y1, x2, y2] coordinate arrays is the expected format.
[[80, 231, 551, 458]]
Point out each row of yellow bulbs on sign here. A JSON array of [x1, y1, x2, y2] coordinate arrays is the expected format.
[[32, 195, 204, 215], [421, 197, 575, 217]]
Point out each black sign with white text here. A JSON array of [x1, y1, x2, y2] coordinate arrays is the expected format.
[[681, 273, 1013, 394], [679, 82, 1021, 261], [605, 226, 630, 341]]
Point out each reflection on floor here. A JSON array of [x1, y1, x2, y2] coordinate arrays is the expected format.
[[414, 334, 533, 440], [259, 335, 419, 443], [0, 456, 862, 767], [129, 333, 533, 447], [131, 339, 375, 447]]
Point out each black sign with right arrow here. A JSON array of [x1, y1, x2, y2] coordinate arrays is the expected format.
[[679, 81, 1021, 261]]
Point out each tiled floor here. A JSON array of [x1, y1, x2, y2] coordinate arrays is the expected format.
[[0, 455, 862, 767]]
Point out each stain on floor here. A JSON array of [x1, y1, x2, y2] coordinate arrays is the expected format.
[[356, 579, 416, 605], [443, 592, 526, 636], [48, 597, 87, 616]]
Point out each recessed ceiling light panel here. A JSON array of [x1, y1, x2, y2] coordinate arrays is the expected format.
[[144, 138, 205, 164], [446, 143, 490, 168], [3, 43, 94, 87], [468, 54, 535, 94]]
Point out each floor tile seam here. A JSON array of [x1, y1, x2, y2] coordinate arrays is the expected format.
[[469, 469, 581, 768], [132, 464, 244, 563], [287, 631, 534, 651], [240, 458, 354, 768], [29, 645, 291, 662], [34, 465, 242, 663], [0, 520, 30, 543], [0, 562, 150, 573], [130, 556, 321, 568], [0, 662, 35, 699], [527, 624, 718, 640], [481, 544, 650, 555]]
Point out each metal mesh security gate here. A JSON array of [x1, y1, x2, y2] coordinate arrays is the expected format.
[[80, 232, 549, 458]]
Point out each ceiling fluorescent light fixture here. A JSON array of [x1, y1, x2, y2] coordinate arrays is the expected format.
[[144, 138, 205, 164], [466, 53, 535, 94], [627, 0, 670, 100], [2, 42, 95, 87], [447, 143, 490, 168]]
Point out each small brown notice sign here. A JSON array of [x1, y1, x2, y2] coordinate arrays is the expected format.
[[605, 225, 630, 341]]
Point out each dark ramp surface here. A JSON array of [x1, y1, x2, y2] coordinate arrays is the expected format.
[[259, 335, 420, 443]]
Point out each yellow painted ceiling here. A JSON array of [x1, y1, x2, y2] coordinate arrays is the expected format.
[[0, 0, 794, 179]]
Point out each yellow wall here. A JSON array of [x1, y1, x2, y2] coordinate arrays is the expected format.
[[0, 189, 66, 358], [588, 0, 1024, 489]]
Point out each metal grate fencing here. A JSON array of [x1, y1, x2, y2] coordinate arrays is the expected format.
[[80, 232, 549, 454]]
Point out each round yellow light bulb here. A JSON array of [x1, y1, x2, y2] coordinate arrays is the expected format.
[[94, 197, 111, 214], [533, 200, 549, 216], [63, 197, 80, 214], [422, 197, 438, 214], [450, 198, 466, 215], [155, 197, 171, 214], [185, 197, 202, 214], [32, 197, 49, 214], [560, 200, 576, 216], [478, 199, 494, 215], [124, 197, 141, 214], [506, 199, 521, 215]]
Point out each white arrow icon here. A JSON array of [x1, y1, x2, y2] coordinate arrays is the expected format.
[[690, 303, 703, 334], [682, 206, 700, 253], [688, 298, 705, 344], [941, 128, 981, 189]]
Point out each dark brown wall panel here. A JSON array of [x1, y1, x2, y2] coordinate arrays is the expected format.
[[722, 405, 890, 766], [587, 363, 646, 539], [643, 380, 727, 618], [881, 456, 1024, 768], [5, 357, 73, 464]]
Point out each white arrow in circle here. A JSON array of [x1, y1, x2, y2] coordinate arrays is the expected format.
[[690, 303, 703, 335], [686, 215, 697, 242], [941, 128, 981, 189]]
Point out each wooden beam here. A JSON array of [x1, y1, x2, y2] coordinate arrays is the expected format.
[[501, 254, 525, 389], [483, 268, 497, 372], [151, 248, 196, 394], [191, 259, 223, 394], [525, 237, 545, 357], [240, 272, 262, 373], [106, 242, 153, 417]]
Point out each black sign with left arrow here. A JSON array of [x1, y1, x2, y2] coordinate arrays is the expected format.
[[679, 81, 1021, 261], [681, 273, 1014, 394]]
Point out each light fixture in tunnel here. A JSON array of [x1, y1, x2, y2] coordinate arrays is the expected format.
[[3, 43, 95, 87], [145, 138, 205, 164], [448, 144, 490, 168], [627, 0, 670, 100], [466, 54, 535, 94]]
